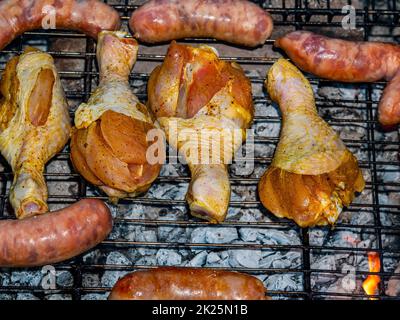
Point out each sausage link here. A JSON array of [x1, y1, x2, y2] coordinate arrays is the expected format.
[[0, 0, 121, 51], [275, 31, 400, 126], [379, 71, 400, 126], [108, 267, 268, 300], [275, 31, 400, 82], [0, 199, 112, 267], [129, 0, 273, 47]]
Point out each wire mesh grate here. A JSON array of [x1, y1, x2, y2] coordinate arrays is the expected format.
[[0, 0, 399, 300]]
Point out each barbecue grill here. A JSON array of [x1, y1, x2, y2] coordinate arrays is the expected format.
[[0, 0, 399, 300]]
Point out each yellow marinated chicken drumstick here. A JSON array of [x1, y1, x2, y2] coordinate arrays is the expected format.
[[259, 59, 365, 227], [0, 48, 71, 219], [148, 42, 254, 223], [71, 31, 162, 201]]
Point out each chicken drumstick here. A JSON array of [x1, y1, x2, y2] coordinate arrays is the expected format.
[[148, 42, 254, 223], [0, 48, 71, 219]]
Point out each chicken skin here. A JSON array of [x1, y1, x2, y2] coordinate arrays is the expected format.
[[148, 42, 254, 223], [71, 31, 162, 201], [0, 48, 71, 219], [258, 59, 365, 227]]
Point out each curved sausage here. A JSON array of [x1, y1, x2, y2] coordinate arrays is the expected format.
[[0, 0, 121, 51], [108, 267, 268, 300], [129, 0, 273, 47], [275, 31, 400, 126], [378, 70, 400, 126], [0, 199, 112, 267]]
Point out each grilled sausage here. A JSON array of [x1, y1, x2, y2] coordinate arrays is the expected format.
[[129, 0, 273, 47], [275, 31, 400, 82], [0, 199, 112, 267], [108, 267, 268, 300], [275, 31, 400, 126], [0, 0, 121, 51]]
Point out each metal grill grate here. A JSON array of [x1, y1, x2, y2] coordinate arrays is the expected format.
[[0, 0, 399, 300]]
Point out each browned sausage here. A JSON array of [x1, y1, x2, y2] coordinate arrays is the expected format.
[[0, 0, 121, 51], [108, 267, 268, 300], [379, 70, 400, 126], [0, 199, 112, 267], [275, 31, 400, 126], [129, 0, 273, 47]]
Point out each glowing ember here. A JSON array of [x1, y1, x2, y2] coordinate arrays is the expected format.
[[362, 252, 381, 299]]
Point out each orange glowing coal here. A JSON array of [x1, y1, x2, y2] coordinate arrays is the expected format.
[[362, 252, 381, 299]]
